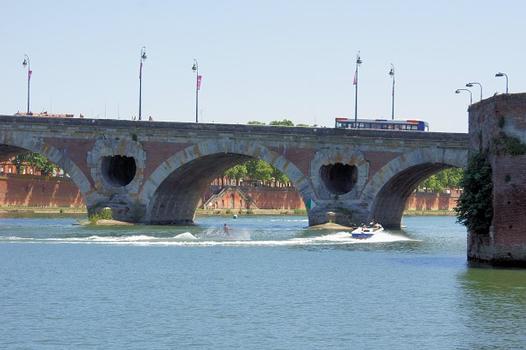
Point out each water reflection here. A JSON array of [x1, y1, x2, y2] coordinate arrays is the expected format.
[[458, 268, 526, 349]]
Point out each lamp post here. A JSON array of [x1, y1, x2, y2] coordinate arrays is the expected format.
[[455, 88, 472, 105], [354, 51, 362, 124], [138, 47, 147, 121], [466, 82, 483, 101], [22, 54, 31, 115], [495, 72, 509, 94], [192, 59, 201, 123], [389, 64, 395, 120]]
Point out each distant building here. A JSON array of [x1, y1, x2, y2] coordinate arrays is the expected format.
[[0, 158, 63, 177]]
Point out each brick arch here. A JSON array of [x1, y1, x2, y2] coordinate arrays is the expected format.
[[0, 133, 92, 199], [139, 139, 314, 224], [360, 148, 468, 229]]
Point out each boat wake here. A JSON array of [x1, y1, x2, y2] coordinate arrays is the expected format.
[[0, 230, 415, 247]]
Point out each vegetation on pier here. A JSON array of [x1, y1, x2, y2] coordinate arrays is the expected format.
[[455, 152, 493, 235]]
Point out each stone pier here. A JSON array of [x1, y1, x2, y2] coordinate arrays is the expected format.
[[467, 93, 526, 266]]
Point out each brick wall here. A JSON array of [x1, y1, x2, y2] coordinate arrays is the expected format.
[[202, 184, 457, 211], [405, 191, 459, 211], [0, 174, 84, 207], [492, 156, 526, 246], [244, 187, 306, 209], [0, 174, 459, 212], [202, 186, 305, 210]]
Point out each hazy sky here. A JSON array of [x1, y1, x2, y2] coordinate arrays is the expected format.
[[1, 0, 524, 132]]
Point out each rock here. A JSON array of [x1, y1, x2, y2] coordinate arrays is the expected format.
[[309, 222, 354, 230]]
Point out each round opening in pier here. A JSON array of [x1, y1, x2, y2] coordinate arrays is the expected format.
[[101, 155, 136, 187], [320, 163, 357, 195]]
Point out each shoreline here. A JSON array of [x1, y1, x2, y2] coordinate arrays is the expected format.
[[0, 207, 86, 218], [0, 206, 457, 218]]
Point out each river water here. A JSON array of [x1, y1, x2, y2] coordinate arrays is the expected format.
[[0, 215, 525, 349]]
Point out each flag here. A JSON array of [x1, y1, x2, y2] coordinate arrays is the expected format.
[[139, 62, 143, 79], [353, 70, 357, 85], [28, 70, 33, 79], [197, 75, 202, 90]]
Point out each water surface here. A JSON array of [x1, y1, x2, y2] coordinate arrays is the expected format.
[[1, 216, 525, 349]]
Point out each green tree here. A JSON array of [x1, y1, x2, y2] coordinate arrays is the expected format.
[[418, 168, 464, 192], [248, 121, 266, 125], [246, 159, 274, 183], [223, 160, 291, 187], [13, 152, 56, 176], [269, 119, 294, 127], [272, 165, 290, 185], [12, 152, 30, 174], [445, 168, 464, 188], [224, 164, 248, 185], [420, 175, 444, 193]]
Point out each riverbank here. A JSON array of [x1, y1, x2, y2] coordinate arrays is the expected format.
[[0, 206, 456, 218], [197, 208, 307, 216], [404, 209, 456, 216], [0, 206, 86, 218]]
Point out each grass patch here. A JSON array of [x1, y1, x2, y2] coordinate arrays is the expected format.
[[89, 207, 113, 224]]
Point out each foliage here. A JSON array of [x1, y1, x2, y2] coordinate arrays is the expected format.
[[248, 119, 296, 127], [494, 133, 526, 156], [418, 168, 464, 192], [13, 152, 56, 176], [223, 159, 290, 185], [224, 164, 248, 184], [293, 208, 307, 215], [272, 165, 290, 183], [89, 207, 113, 224], [269, 119, 294, 127], [246, 159, 274, 182], [455, 152, 493, 235]]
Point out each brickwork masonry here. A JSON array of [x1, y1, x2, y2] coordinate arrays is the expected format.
[[0, 174, 84, 208], [467, 93, 526, 266], [0, 175, 458, 213]]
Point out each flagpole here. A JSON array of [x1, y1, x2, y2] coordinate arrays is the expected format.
[[354, 52, 362, 124], [192, 59, 199, 123], [22, 54, 31, 115], [138, 47, 147, 121], [389, 64, 395, 120]]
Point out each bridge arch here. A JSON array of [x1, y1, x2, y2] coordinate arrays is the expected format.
[[0, 132, 92, 202], [360, 148, 468, 229], [139, 139, 315, 224]]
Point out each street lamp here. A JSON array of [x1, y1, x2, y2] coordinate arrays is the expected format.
[[138, 47, 147, 121], [22, 54, 31, 115], [192, 59, 201, 123], [495, 72, 509, 94], [455, 88, 472, 105], [354, 51, 362, 124], [389, 64, 395, 120], [466, 82, 483, 101]]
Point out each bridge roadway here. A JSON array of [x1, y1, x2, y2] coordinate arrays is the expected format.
[[0, 115, 468, 228]]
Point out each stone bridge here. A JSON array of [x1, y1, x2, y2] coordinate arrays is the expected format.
[[0, 115, 468, 228]]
